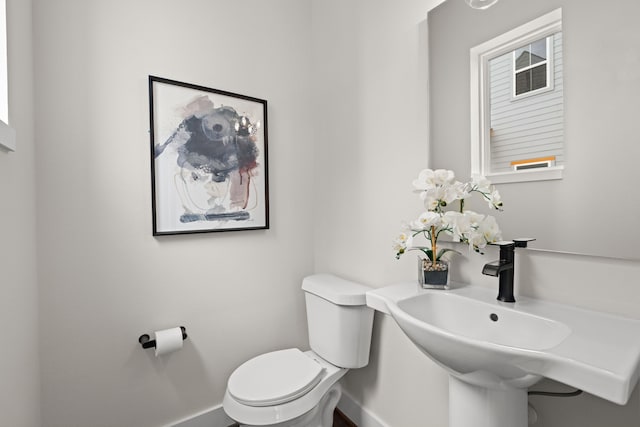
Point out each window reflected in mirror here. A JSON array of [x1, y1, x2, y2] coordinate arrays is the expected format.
[[514, 37, 549, 96], [470, 9, 563, 184], [488, 32, 563, 174]]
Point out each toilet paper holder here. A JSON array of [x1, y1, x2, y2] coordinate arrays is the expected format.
[[138, 326, 188, 350]]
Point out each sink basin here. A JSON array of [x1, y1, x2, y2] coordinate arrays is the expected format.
[[367, 282, 640, 427], [397, 291, 571, 351]]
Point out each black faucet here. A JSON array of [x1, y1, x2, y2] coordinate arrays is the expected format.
[[482, 239, 535, 303]]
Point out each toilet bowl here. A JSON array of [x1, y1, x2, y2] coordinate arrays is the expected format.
[[223, 349, 347, 426], [223, 274, 374, 427]]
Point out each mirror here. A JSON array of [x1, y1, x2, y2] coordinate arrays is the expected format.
[[428, 0, 640, 260]]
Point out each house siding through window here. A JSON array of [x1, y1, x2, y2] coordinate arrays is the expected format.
[[488, 32, 563, 174]]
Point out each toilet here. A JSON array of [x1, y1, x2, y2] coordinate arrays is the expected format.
[[223, 274, 374, 427]]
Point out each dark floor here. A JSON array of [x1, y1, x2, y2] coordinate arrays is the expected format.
[[228, 408, 356, 426], [333, 408, 357, 427]]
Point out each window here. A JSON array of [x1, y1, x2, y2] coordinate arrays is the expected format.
[[470, 9, 563, 184], [0, 0, 15, 152], [514, 36, 553, 97], [487, 31, 562, 175]]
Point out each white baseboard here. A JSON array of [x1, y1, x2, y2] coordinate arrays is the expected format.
[[167, 390, 388, 427], [338, 390, 389, 427], [167, 403, 233, 427]]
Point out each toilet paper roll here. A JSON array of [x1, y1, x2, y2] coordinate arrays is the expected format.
[[154, 327, 183, 357]]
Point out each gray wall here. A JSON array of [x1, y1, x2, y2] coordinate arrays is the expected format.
[[0, 0, 41, 425], [311, 0, 452, 425], [316, 1, 640, 427], [429, 0, 640, 259], [33, 1, 314, 425]]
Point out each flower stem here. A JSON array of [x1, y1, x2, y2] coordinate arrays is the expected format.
[[430, 225, 437, 268]]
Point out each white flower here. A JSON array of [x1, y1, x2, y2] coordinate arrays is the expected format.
[[453, 180, 472, 200], [469, 175, 503, 211], [479, 215, 502, 243], [393, 232, 413, 255], [396, 167, 504, 263], [412, 169, 437, 191], [442, 211, 464, 235], [471, 175, 492, 193], [422, 184, 462, 210], [433, 169, 455, 185], [488, 188, 503, 211], [413, 168, 456, 191], [411, 211, 441, 231], [464, 210, 484, 225], [443, 181, 466, 203], [468, 231, 488, 251], [449, 210, 480, 241], [421, 190, 440, 210], [465, 214, 502, 251]]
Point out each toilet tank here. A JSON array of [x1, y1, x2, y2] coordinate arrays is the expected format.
[[301, 274, 374, 369]]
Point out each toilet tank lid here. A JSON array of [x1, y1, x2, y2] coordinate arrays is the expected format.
[[302, 274, 371, 306]]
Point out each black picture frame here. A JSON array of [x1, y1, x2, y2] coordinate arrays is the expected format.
[[149, 76, 269, 235]]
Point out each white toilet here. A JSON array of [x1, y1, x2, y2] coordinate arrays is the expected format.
[[223, 274, 374, 427]]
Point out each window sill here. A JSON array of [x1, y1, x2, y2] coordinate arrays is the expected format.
[[0, 119, 16, 151], [486, 165, 563, 184]]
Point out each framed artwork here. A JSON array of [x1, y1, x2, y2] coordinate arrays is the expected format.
[[149, 76, 269, 235]]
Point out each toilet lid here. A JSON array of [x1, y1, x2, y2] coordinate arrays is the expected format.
[[227, 348, 325, 407]]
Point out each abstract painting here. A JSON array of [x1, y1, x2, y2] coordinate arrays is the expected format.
[[149, 76, 269, 235]]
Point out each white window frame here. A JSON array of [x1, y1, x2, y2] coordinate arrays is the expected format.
[[0, 0, 15, 152], [470, 8, 562, 184], [512, 35, 554, 100]]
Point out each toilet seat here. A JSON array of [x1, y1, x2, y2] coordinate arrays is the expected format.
[[223, 350, 348, 426], [227, 348, 325, 407]]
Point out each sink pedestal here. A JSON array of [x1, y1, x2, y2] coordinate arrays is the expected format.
[[449, 377, 527, 427]]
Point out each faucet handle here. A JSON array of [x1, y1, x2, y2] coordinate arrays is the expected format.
[[490, 240, 516, 247], [513, 238, 536, 248], [490, 238, 536, 248]]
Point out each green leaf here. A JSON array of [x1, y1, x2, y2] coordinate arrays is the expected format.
[[436, 248, 461, 261]]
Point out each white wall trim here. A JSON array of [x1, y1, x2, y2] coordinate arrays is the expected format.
[[338, 390, 390, 427], [166, 403, 233, 427], [166, 391, 389, 427]]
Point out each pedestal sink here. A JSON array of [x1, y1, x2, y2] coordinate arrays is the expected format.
[[366, 282, 640, 427]]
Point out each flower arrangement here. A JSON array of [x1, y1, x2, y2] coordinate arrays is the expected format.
[[394, 169, 504, 273]]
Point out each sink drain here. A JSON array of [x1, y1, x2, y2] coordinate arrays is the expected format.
[[489, 313, 499, 322]]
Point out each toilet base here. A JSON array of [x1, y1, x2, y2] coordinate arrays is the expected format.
[[238, 382, 342, 427]]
